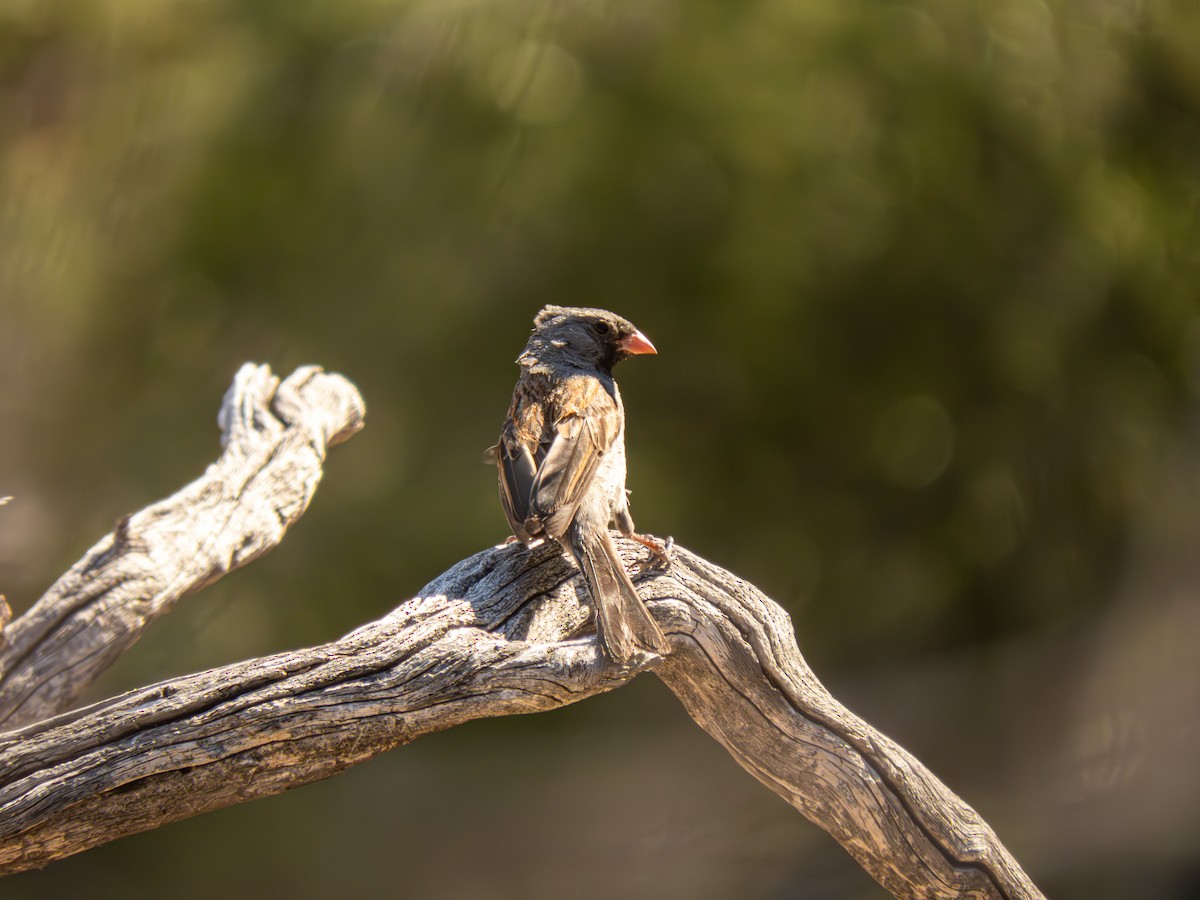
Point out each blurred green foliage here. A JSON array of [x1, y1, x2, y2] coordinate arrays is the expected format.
[[2, 1, 1199, 898]]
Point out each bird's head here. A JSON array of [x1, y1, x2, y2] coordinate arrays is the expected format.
[[519, 305, 656, 374]]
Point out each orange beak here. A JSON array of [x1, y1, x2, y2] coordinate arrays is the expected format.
[[618, 329, 657, 355]]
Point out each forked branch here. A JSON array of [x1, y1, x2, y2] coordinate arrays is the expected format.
[[0, 364, 364, 729], [0, 365, 1043, 899]]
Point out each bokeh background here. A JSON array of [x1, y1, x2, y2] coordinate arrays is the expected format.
[[3, 0, 1199, 897]]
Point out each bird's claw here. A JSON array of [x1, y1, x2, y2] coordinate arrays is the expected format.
[[500, 534, 544, 549], [629, 532, 673, 571]]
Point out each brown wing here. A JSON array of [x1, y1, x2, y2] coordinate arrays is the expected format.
[[492, 431, 538, 542], [492, 375, 550, 542], [527, 376, 620, 539]]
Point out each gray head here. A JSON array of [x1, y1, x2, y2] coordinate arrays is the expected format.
[[519, 305, 657, 374]]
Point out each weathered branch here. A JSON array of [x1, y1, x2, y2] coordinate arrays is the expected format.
[[0, 364, 365, 729], [0, 364, 1043, 899]]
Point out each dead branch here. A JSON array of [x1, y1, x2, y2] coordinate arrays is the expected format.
[[0, 364, 1042, 899], [0, 364, 365, 728]]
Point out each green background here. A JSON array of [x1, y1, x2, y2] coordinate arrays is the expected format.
[[3, 0, 1198, 897]]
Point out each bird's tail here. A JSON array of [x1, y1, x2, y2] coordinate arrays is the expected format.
[[569, 523, 670, 665]]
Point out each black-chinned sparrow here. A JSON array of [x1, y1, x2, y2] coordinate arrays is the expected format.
[[488, 305, 671, 665]]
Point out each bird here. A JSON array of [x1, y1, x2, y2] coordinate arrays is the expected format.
[[487, 305, 672, 665]]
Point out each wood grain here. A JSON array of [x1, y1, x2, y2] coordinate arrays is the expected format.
[[0, 364, 365, 729]]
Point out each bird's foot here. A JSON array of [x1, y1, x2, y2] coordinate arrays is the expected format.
[[499, 534, 543, 549], [629, 532, 673, 569]]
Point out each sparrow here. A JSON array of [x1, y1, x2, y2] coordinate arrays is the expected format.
[[488, 305, 672, 665]]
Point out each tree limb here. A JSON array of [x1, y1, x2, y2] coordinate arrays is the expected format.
[[0, 364, 366, 729], [0, 364, 1043, 898]]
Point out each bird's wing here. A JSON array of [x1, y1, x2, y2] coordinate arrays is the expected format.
[[493, 432, 538, 541], [493, 378, 549, 541], [528, 376, 620, 538]]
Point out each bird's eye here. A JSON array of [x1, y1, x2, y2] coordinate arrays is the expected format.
[[593, 321, 613, 335]]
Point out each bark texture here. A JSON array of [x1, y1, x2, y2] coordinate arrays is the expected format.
[[0, 364, 365, 729], [0, 364, 1043, 899]]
